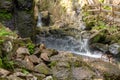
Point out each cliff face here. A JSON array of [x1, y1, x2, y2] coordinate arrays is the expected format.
[[0, 0, 34, 38]]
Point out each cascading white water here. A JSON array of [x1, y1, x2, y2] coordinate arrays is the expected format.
[[37, 13, 42, 27], [73, 38, 102, 58], [37, 34, 102, 58]]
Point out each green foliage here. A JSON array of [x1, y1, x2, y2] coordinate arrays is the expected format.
[[27, 43, 35, 55], [0, 10, 12, 20], [0, 57, 14, 70], [103, 6, 111, 10], [0, 27, 11, 37], [0, 40, 4, 44], [49, 61, 57, 68], [0, 58, 3, 67], [92, 21, 107, 30], [22, 68, 29, 75]]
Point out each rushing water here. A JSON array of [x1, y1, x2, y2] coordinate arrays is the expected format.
[[37, 13, 42, 27], [37, 33, 102, 58]]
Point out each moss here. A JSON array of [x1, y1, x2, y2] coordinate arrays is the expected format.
[[0, 10, 12, 20], [27, 42, 35, 55], [38, 66, 49, 74], [49, 61, 57, 68]]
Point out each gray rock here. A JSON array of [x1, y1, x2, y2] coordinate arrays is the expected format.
[[23, 56, 34, 70], [52, 68, 71, 80], [7, 75, 23, 80], [40, 53, 50, 61], [33, 73, 46, 80], [91, 61, 120, 77], [34, 63, 51, 75], [72, 67, 95, 80], [109, 43, 120, 55], [90, 43, 108, 53], [14, 56, 34, 70], [29, 55, 40, 64], [8, 72, 37, 80], [16, 47, 30, 58]]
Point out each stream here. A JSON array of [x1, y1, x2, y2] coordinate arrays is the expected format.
[[36, 33, 103, 58]]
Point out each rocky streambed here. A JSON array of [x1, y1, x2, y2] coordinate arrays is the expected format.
[[1, 39, 120, 80], [0, 19, 120, 80]]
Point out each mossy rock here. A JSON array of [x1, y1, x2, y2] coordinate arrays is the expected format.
[[91, 61, 120, 79], [34, 63, 51, 75]]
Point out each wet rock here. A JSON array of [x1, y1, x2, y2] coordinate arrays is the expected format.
[[29, 55, 40, 64], [90, 43, 108, 53], [34, 63, 51, 75], [109, 43, 120, 55], [0, 68, 10, 77], [72, 67, 95, 80]]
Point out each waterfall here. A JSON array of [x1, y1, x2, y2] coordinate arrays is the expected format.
[[37, 33, 102, 58], [37, 13, 42, 27], [73, 37, 102, 58]]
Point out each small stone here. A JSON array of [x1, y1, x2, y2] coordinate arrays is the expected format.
[[40, 53, 49, 61], [24, 56, 34, 70], [29, 55, 40, 64]]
